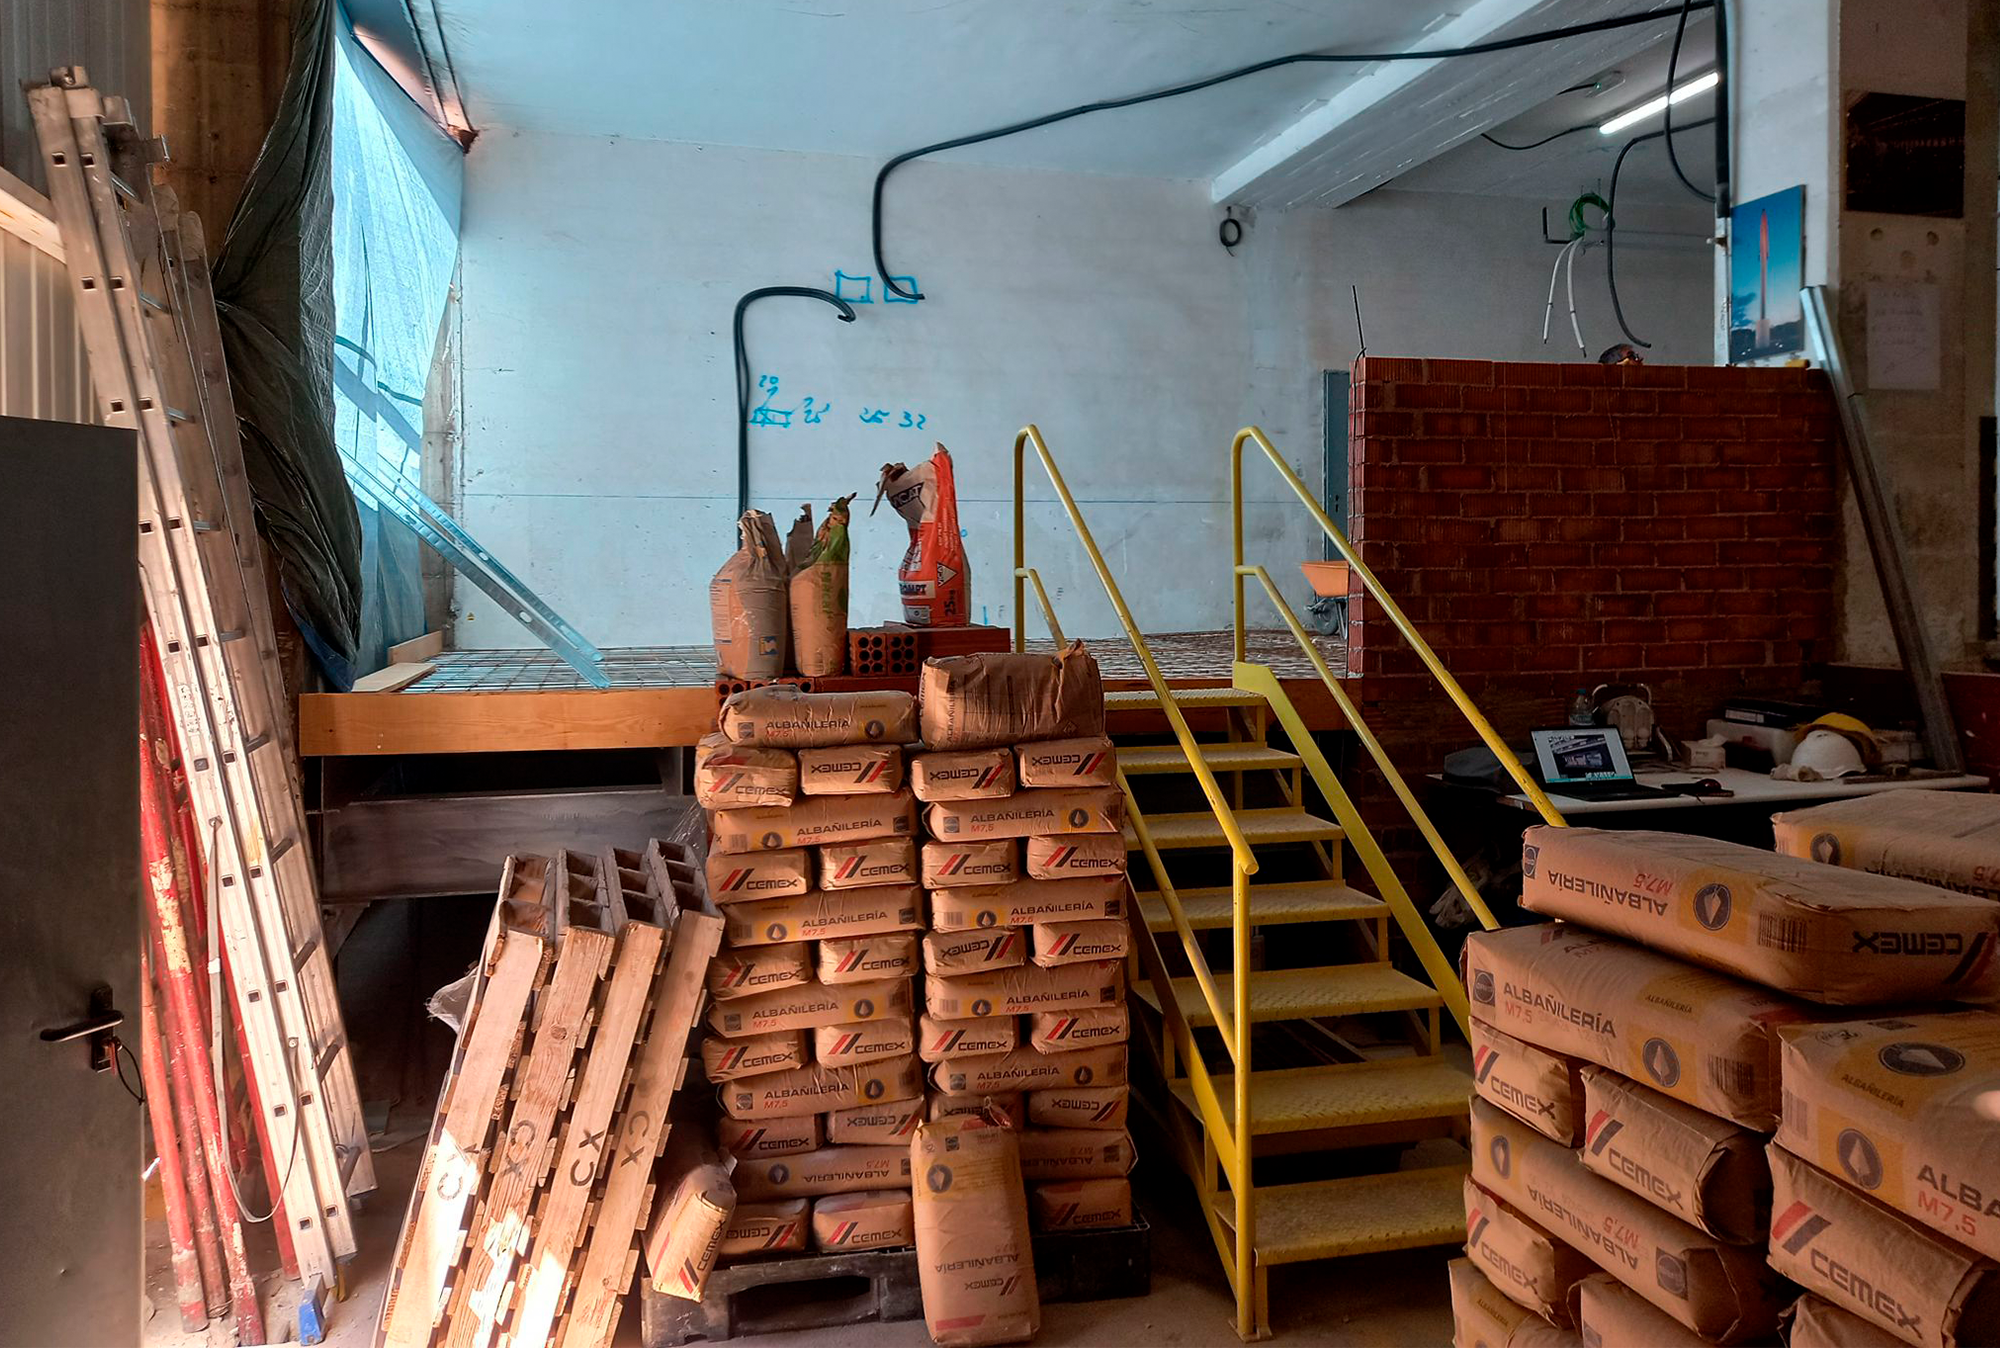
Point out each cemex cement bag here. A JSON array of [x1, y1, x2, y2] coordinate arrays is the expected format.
[[877, 444, 970, 627], [790, 495, 854, 677], [711, 510, 789, 680]]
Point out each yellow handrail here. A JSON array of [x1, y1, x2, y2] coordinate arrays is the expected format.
[[1231, 425, 1569, 827]]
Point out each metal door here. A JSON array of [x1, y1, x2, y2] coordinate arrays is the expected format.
[[0, 415, 140, 1347]]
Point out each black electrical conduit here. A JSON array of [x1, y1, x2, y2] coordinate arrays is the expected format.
[[735, 287, 856, 517], [1605, 114, 1717, 348]]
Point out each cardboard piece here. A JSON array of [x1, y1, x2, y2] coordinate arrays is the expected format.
[[645, 1155, 736, 1299], [1462, 924, 1810, 1129], [702, 1029, 810, 1083], [1464, 1176, 1595, 1328], [710, 510, 788, 680], [1017, 1128, 1137, 1181], [721, 885, 924, 946], [911, 748, 1016, 802], [813, 1189, 915, 1252], [1776, 1010, 2000, 1262], [736, 1146, 915, 1200], [721, 684, 919, 748], [1772, 791, 2000, 903], [1787, 1294, 1916, 1348], [817, 931, 919, 985], [706, 848, 811, 901], [717, 1113, 822, 1162], [1470, 1099, 1789, 1342], [1029, 1178, 1132, 1232], [1570, 1273, 1712, 1348], [827, 1100, 926, 1146], [1768, 1144, 2000, 1348], [799, 743, 905, 796], [926, 788, 1124, 842], [879, 446, 971, 628], [1518, 825, 2000, 1004], [912, 1114, 1040, 1345], [706, 942, 812, 1002], [930, 876, 1128, 932], [716, 1198, 810, 1259], [923, 928, 1026, 977], [929, 1092, 1024, 1125], [1471, 1016, 1586, 1145], [1016, 737, 1117, 788], [694, 733, 799, 809], [720, 1054, 925, 1120], [919, 1013, 1019, 1063], [1027, 1084, 1129, 1131], [814, 1017, 918, 1066], [1027, 1004, 1129, 1055], [819, 837, 919, 891], [708, 977, 914, 1039], [931, 1045, 1126, 1096], [1024, 833, 1128, 880], [922, 839, 1021, 889], [918, 644, 1103, 751], [1031, 918, 1129, 967], [1449, 1259, 1583, 1348], [1580, 1067, 1770, 1245], [709, 791, 918, 855], [789, 494, 852, 678], [925, 960, 1124, 1019]]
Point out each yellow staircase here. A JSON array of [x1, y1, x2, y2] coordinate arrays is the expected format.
[[1012, 424, 1567, 1339]]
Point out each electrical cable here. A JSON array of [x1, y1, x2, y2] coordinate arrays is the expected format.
[[114, 1037, 144, 1105], [1542, 239, 1576, 344], [1564, 240, 1588, 353], [1604, 114, 1717, 348], [868, 2, 1715, 299], [1662, 0, 1715, 203], [733, 287, 858, 518], [1711, 0, 1731, 218], [1483, 123, 1594, 152]]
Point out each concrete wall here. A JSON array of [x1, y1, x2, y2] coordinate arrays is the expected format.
[[454, 129, 1714, 647]]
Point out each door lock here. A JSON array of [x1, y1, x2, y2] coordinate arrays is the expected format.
[[40, 984, 124, 1073]]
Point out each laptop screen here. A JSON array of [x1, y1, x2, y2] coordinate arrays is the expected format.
[[1531, 727, 1634, 784]]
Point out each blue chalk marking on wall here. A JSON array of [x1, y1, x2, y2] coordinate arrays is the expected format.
[[858, 407, 890, 425], [748, 374, 795, 428], [759, 375, 926, 432], [885, 277, 920, 304], [833, 271, 874, 304]]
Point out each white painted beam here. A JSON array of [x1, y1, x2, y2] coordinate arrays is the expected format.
[[0, 166, 64, 261], [1211, 0, 1680, 209]]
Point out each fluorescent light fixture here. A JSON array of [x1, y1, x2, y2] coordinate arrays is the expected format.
[[1598, 69, 1719, 135]]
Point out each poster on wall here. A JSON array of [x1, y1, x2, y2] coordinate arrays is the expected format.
[[1728, 186, 1805, 363]]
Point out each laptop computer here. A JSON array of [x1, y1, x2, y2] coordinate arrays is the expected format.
[[1529, 727, 1672, 801]]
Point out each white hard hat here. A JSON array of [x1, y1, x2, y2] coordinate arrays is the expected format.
[[1791, 728, 1866, 778]]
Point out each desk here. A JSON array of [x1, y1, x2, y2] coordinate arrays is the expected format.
[[1477, 766, 1990, 817]]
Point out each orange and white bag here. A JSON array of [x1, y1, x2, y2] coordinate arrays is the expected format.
[[875, 444, 969, 627]]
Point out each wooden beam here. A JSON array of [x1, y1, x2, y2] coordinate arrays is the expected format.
[[351, 660, 437, 694], [388, 630, 447, 664], [297, 688, 721, 755], [0, 166, 64, 260]]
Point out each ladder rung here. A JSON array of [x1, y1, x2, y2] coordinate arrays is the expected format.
[[270, 834, 298, 864], [314, 1032, 345, 1081], [164, 405, 194, 424], [108, 169, 139, 201], [189, 518, 220, 532], [215, 628, 246, 642], [138, 289, 170, 313], [292, 932, 320, 970], [242, 732, 272, 754]]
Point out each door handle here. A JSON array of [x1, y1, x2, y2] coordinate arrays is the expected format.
[[39, 984, 123, 1072]]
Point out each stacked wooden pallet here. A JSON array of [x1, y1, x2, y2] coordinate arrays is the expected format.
[[377, 839, 723, 1348]]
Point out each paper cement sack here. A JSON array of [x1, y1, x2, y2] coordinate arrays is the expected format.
[[1027, 1004, 1128, 1055], [702, 1029, 810, 1083], [930, 1044, 1126, 1096], [645, 1153, 736, 1299], [1450, 1259, 1583, 1348], [1471, 1016, 1586, 1145], [930, 1092, 1023, 1126], [1767, 1143, 2000, 1348], [798, 743, 904, 796], [924, 960, 1123, 1019], [1775, 1010, 2000, 1262], [1031, 918, 1128, 967], [1017, 1128, 1136, 1181], [922, 839, 1020, 889], [813, 1189, 914, 1252], [930, 876, 1128, 932], [710, 510, 788, 680], [708, 977, 913, 1038], [1787, 1293, 1917, 1348], [1464, 1176, 1595, 1327], [1463, 924, 1811, 1130], [1579, 1067, 1770, 1245], [721, 884, 924, 946], [919, 1013, 1018, 1063], [717, 1114, 822, 1161], [817, 931, 918, 984], [1016, 737, 1117, 788], [919, 644, 1105, 751], [878, 445, 971, 628], [926, 788, 1124, 842], [1024, 833, 1127, 880], [923, 928, 1026, 977], [736, 1146, 914, 1200], [716, 1198, 809, 1258], [827, 1100, 926, 1146], [1570, 1273, 1713, 1348], [912, 1114, 1039, 1346], [789, 494, 853, 678], [1029, 1178, 1131, 1232], [720, 1054, 924, 1120], [819, 837, 919, 891], [1470, 1099, 1790, 1342], [814, 1017, 917, 1066], [1027, 1084, 1128, 1131], [709, 791, 917, 854], [694, 733, 798, 809], [1773, 791, 2000, 903], [707, 943, 812, 1001], [911, 748, 1015, 802], [721, 684, 919, 748], [1518, 825, 2000, 1003], [706, 848, 812, 901]]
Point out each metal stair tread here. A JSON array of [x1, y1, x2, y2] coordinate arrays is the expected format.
[[1214, 1165, 1469, 1265], [1105, 686, 1266, 711], [1169, 1059, 1472, 1134], [1118, 743, 1302, 775], [1137, 882, 1384, 931], [1132, 964, 1443, 1025], [1124, 807, 1342, 850]]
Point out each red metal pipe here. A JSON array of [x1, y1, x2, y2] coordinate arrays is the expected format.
[[153, 927, 231, 1317], [140, 964, 211, 1332]]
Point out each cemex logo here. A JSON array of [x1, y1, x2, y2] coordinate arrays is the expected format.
[[1773, 1199, 1922, 1335], [1473, 1046, 1499, 1083], [1693, 883, 1733, 931], [1472, 971, 1495, 1005], [1642, 1038, 1682, 1088], [1879, 1041, 1966, 1076], [1522, 846, 1539, 879], [1837, 1129, 1884, 1190], [1465, 1203, 1491, 1250]]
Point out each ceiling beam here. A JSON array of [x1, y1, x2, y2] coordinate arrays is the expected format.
[[1210, 0, 1682, 209]]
